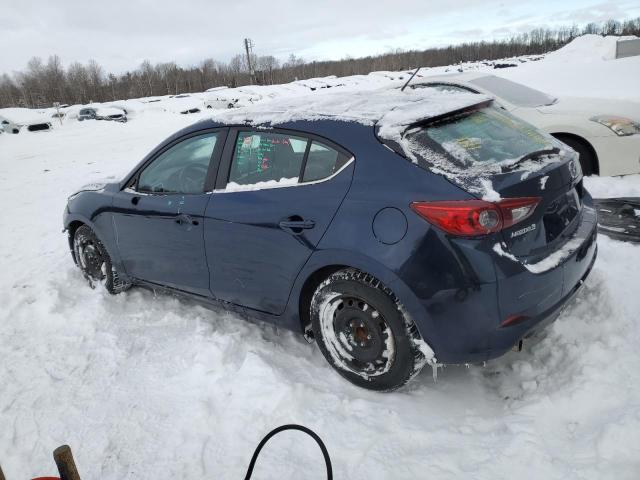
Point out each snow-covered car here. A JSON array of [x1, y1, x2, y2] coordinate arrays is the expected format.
[[0, 108, 53, 134], [78, 107, 128, 122], [64, 88, 597, 391], [412, 73, 640, 176], [203, 87, 262, 109]]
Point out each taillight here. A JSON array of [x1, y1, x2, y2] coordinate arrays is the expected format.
[[411, 197, 540, 237]]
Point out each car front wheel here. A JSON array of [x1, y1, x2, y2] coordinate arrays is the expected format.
[[72, 225, 131, 294], [310, 268, 430, 391]]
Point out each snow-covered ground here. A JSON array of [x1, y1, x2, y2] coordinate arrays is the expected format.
[[1, 36, 640, 479]]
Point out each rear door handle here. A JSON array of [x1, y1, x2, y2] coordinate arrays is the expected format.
[[279, 217, 315, 235]]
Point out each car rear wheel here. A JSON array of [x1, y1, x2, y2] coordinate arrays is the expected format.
[[72, 225, 131, 294], [310, 268, 430, 391]]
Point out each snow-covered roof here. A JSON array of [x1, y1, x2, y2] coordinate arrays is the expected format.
[[0, 108, 50, 125], [96, 107, 125, 117], [209, 86, 491, 133]]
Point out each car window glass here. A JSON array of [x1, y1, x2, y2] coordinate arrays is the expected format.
[[228, 132, 307, 188], [405, 106, 552, 167], [302, 141, 349, 182], [469, 76, 557, 107], [138, 133, 218, 194]]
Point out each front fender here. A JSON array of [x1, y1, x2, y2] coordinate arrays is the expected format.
[[63, 200, 124, 277]]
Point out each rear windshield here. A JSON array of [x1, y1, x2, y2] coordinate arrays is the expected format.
[[469, 76, 557, 107], [405, 106, 553, 168]]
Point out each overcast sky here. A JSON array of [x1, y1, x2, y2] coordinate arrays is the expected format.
[[1, 0, 639, 75]]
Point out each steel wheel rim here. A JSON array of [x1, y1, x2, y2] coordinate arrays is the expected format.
[[74, 235, 106, 281], [319, 294, 396, 377]]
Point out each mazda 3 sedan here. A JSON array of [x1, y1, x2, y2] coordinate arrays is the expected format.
[[63, 89, 597, 391]]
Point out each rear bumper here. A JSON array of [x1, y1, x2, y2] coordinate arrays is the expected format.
[[403, 195, 598, 365], [484, 201, 598, 361], [486, 237, 597, 361]]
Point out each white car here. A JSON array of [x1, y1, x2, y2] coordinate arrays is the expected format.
[[413, 72, 640, 176], [0, 108, 53, 134]]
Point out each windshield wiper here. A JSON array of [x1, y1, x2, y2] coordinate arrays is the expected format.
[[501, 147, 560, 172]]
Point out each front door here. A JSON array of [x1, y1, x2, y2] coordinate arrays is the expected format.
[[204, 128, 354, 314], [112, 130, 225, 296]]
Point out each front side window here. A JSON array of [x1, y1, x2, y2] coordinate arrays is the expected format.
[[228, 131, 307, 188], [138, 133, 218, 194]]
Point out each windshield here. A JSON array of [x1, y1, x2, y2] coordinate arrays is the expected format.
[[469, 76, 557, 107], [405, 106, 554, 168]]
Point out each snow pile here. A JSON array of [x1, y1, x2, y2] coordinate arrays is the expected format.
[[496, 36, 640, 101], [95, 107, 125, 117], [0, 107, 51, 124], [545, 34, 637, 62]]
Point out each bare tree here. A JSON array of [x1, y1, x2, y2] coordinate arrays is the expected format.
[[1, 16, 639, 108]]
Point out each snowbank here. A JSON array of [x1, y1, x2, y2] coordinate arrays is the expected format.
[[545, 34, 637, 62], [496, 36, 640, 101]]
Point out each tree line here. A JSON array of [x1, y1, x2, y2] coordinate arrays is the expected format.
[[1, 17, 639, 109]]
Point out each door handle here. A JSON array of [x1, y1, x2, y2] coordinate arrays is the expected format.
[[175, 214, 199, 226], [279, 217, 315, 235], [131, 196, 140, 205]]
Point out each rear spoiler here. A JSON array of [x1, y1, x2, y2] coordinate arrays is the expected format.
[[407, 99, 494, 130]]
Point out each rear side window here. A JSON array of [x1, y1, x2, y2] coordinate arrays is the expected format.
[[227, 131, 351, 190], [228, 132, 307, 187], [302, 141, 350, 182]]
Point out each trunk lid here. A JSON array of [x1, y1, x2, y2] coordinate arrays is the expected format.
[[395, 101, 585, 261], [491, 152, 584, 261]]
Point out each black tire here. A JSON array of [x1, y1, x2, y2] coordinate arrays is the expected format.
[[310, 268, 430, 391], [553, 134, 597, 176], [72, 225, 131, 294]]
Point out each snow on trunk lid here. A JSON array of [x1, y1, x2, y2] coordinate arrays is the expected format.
[[493, 153, 584, 262]]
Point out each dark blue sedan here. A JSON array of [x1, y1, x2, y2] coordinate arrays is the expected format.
[[63, 91, 597, 391]]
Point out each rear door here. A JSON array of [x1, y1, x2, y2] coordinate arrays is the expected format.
[[112, 129, 225, 296], [204, 128, 354, 314]]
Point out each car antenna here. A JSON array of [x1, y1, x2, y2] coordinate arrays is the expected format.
[[401, 66, 422, 92]]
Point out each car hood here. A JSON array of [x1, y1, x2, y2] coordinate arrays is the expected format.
[[69, 179, 119, 198], [96, 107, 125, 117], [537, 96, 640, 120]]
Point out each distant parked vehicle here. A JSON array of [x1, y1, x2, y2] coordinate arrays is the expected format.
[[77, 108, 97, 121], [78, 107, 127, 122], [0, 108, 52, 133], [204, 88, 262, 109], [412, 72, 640, 176]]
